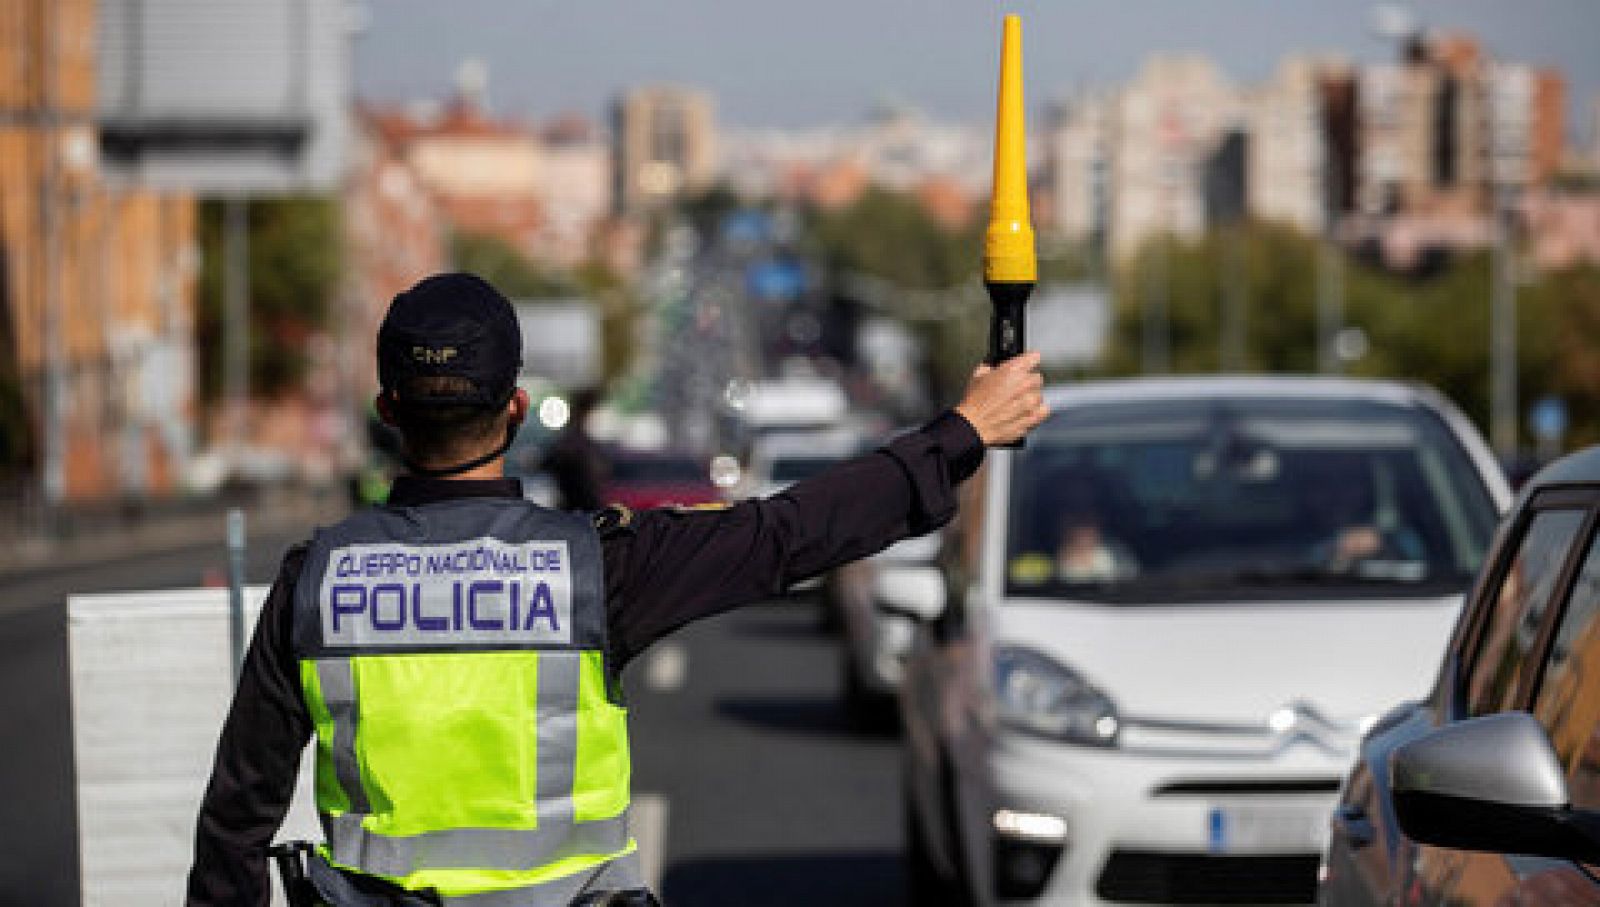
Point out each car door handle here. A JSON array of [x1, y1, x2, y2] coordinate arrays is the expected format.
[[1333, 804, 1375, 850]]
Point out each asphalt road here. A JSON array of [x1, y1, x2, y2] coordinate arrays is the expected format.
[[0, 528, 906, 906], [630, 598, 904, 907]]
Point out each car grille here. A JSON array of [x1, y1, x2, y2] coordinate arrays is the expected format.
[[1151, 778, 1342, 797], [1095, 850, 1320, 904]]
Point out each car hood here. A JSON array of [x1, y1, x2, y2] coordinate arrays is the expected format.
[[993, 596, 1462, 726]]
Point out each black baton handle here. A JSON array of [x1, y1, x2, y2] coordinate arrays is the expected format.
[[271, 841, 320, 907], [985, 280, 1033, 450]]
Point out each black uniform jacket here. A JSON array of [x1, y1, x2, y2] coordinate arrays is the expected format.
[[187, 411, 983, 905]]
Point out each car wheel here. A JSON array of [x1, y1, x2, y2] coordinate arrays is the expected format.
[[842, 653, 898, 735], [906, 783, 953, 906]]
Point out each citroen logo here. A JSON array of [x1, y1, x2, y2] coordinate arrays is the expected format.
[[1267, 700, 1353, 754]]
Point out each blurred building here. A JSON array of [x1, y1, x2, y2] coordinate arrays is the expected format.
[[362, 88, 614, 274], [0, 0, 200, 503], [1109, 55, 1242, 259], [364, 62, 606, 271], [1037, 34, 1574, 271], [368, 92, 543, 261], [717, 105, 992, 221], [853, 104, 990, 198], [1354, 33, 1564, 266], [1358, 37, 1484, 217], [1524, 191, 1600, 270], [538, 115, 612, 268], [1203, 129, 1249, 227], [341, 116, 449, 404], [613, 85, 716, 214], [1046, 92, 1114, 249], [1247, 57, 1350, 235], [802, 158, 870, 210]]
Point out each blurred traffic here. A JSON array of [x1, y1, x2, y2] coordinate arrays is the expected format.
[[6, 0, 1600, 904]]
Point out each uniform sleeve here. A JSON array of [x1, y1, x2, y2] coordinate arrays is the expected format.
[[603, 411, 983, 666], [186, 544, 314, 907]]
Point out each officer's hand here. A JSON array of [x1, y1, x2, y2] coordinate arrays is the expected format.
[[955, 351, 1049, 446]]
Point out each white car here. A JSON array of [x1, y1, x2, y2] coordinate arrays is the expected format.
[[828, 530, 941, 728], [736, 427, 861, 500], [895, 377, 1510, 906]]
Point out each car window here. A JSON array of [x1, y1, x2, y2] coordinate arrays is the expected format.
[[1466, 509, 1586, 717], [610, 457, 707, 483], [1533, 524, 1600, 810], [1002, 397, 1499, 602]]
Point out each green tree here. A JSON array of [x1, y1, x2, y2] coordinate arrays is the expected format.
[[573, 259, 639, 386], [1104, 223, 1322, 376], [807, 187, 979, 291], [1523, 264, 1600, 447], [197, 196, 342, 402], [449, 231, 576, 299], [1099, 222, 1600, 451], [803, 188, 988, 399]]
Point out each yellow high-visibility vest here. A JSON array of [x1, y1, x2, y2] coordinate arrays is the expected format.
[[293, 501, 638, 903]]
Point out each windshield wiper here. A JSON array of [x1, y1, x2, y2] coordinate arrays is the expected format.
[[1008, 564, 1467, 603], [1155, 563, 1439, 588]]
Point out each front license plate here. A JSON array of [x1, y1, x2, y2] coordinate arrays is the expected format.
[[1207, 804, 1329, 854]]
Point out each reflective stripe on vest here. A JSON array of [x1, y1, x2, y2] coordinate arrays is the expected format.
[[436, 851, 646, 906], [293, 501, 632, 900], [301, 649, 631, 890]]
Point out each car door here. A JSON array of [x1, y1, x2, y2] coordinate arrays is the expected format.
[[1416, 495, 1599, 907], [1500, 515, 1600, 906], [901, 471, 987, 882], [1324, 496, 1592, 907]]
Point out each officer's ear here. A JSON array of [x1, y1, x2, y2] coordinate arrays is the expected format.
[[508, 387, 530, 425], [375, 392, 400, 428]]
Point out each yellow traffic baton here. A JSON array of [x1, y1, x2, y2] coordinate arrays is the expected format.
[[983, 14, 1038, 447]]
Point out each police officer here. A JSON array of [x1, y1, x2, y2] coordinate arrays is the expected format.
[[187, 272, 1048, 906]]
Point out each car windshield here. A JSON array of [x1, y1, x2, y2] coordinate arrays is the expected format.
[[611, 456, 707, 483], [771, 456, 840, 483], [1005, 395, 1499, 603]]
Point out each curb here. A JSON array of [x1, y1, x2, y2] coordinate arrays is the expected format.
[[0, 492, 348, 583]]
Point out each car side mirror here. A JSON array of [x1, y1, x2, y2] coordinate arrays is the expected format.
[[873, 565, 946, 623], [877, 531, 942, 565], [1392, 712, 1600, 862]]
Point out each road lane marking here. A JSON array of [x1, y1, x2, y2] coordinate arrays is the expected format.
[[630, 792, 669, 892], [643, 642, 687, 692]]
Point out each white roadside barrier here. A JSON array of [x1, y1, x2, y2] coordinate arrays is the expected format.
[[68, 587, 670, 905], [69, 587, 319, 907]]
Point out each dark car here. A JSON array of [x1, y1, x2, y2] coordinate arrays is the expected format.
[[600, 447, 722, 511], [1320, 445, 1600, 907]]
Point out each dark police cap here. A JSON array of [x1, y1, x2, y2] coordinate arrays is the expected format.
[[377, 273, 523, 408]]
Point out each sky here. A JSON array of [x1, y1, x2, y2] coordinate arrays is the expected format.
[[355, 0, 1600, 136]]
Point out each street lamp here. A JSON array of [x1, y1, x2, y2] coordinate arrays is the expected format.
[[1487, 68, 1525, 459]]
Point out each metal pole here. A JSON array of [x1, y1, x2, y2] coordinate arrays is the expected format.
[[226, 508, 247, 681], [1490, 185, 1517, 458], [1318, 150, 1345, 375], [1142, 237, 1169, 374], [1317, 236, 1344, 374], [40, 0, 65, 516], [1221, 227, 1247, 372], [223, 197, 250, 456]]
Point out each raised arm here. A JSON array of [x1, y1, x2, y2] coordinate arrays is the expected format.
[[604, 354, 1048, 665]]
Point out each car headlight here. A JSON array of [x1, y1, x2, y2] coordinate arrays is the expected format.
[[993, 645, 1119, 746]]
